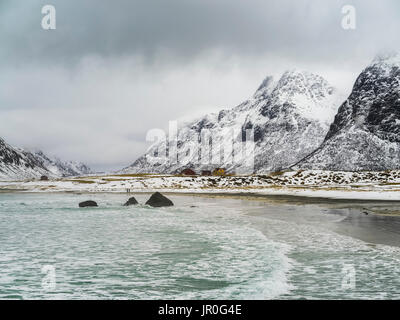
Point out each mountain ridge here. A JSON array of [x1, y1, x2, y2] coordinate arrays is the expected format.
[[0, 137, 92, 180], [123, 69, 344, 174], [295, 53, 400, 171]]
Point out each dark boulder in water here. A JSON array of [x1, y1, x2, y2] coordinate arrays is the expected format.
[[123, 196, 138, 206], [79, 200, 98, 208], [145, 192, 174, 207]]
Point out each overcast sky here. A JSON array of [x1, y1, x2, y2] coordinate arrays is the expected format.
[[1, 0, 399, 171]]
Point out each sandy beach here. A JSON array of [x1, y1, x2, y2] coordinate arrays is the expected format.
[[1, 170, 400, 202]]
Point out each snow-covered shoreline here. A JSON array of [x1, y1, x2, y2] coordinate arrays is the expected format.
[[1, 170, 400, 201]]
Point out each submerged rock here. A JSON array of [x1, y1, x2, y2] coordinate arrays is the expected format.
[[123, 196, 138, 206], [145, 192, 174, 207], [79, 200, 98, 208]]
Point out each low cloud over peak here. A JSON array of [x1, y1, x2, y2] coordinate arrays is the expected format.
[[1, 0, 399, 170]]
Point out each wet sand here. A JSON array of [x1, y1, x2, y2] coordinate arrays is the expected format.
[[169, 192, 400, 248]]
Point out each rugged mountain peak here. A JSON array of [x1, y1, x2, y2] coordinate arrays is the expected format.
[[254, 75, 275, 99], [0, 138, 50, 180], [123, 69, 342, 174], [32, 150, 93, 177], [275, 69, 332, 91], [262, 69, 340, 124], [296, 54, 400, 171], [0, 137, 92, 180], [326, 53, 400, 142], [371, 52, 400, 70]]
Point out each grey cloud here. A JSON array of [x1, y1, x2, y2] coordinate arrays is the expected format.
[[1, 0, 399, 67], [1, 0, 400, 170]]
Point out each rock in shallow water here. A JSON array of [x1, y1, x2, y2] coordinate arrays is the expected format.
[[79, 200, 98, 208], [145, 192, 174, 207], [123, 196, 138, 206]]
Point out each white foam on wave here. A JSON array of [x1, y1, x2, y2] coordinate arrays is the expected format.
[[134, 203, 295, 299], [249, 211, 400, 299], [5, 193, 400, 300]]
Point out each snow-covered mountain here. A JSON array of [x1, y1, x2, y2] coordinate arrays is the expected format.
[[32, 150, 92, 177], [123, 70, 343, 174], [0, 137, 92, 180], [0, 138, 50, 180], [295, 53, 400, 171]]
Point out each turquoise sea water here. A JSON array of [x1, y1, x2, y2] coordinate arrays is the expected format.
[[0, 192, 400, 299]]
